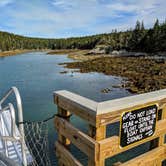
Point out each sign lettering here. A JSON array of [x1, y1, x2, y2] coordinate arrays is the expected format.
[[120, 104, 158, 147]]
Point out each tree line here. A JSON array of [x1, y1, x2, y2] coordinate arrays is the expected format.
[[0, 19, 166, 53], [128, 19, 166, 53]]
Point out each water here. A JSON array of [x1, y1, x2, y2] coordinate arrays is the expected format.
[[0, 52, 135, 165]]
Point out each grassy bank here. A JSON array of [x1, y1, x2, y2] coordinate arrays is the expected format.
[[61, 57, 166, 94]]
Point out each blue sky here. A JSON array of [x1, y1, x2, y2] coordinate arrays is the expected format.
[[0, 0, 165, 38]]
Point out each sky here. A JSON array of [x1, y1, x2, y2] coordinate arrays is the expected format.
[[0, 0, 165, 38]]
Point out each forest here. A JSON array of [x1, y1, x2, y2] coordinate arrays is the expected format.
[[0, 19, 166, 53]]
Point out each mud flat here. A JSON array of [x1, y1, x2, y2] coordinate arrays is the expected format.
[[61, 57, 166, 94]]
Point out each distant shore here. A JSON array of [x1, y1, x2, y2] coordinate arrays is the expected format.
[[47, 49, 109, 61], [0, 49, 87, 58], [47, 49, 81, 55], [0, 50, 32, 57], [47, 49, 90, 59], [0, 49, 51, 57]]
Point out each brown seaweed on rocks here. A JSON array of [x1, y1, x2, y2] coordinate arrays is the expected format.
[[62, 57, 166, 94]]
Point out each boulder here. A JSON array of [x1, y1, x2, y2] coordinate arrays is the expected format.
[[88, 45, 111, 55]]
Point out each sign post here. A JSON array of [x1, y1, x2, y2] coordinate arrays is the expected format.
[[120, 104, 158, 148]]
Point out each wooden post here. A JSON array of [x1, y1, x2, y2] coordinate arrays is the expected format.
[[149, 106, 166, 165], [57, 107, 71, 146], [56, 106, 71, 166], [149, 109, 162, 150], [88, 125, 106, 166], [54, 89, 166, 166], [159, 106, 166, 146], [158, 106, 166, 165]]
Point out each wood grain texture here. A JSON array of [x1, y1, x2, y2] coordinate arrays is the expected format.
[[54, 89, 166, 127], [99, 119, 166, 160], [88, 125, 106, 166], [55, 141, 83, 166], [54, 90, 97, 125], [120, 145, 166, 166], [54, 116, 98, 160], [54, 89, 166, 166]]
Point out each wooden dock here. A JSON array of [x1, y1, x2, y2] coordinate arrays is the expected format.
[[54, 89, 166, 166]]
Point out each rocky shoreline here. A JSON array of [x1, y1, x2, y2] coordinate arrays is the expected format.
[[60, 57, 166, 94], [1, 49, 166, 94]]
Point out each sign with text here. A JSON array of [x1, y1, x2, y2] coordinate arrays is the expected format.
[[120, 104, 158, 148]]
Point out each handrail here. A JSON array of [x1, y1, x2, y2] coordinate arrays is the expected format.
[[54, 89, 166, 125], [1, 104, 20, 141], [0, 87, 27, 166], [54, 89, 166, 166], [0, 152, 19, 166]]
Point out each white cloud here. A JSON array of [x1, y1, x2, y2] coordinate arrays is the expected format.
[[0, 0, 13, 6], [106, 3, 137, 13], [52, 0, 75, 10], [105, 0, 160, 16], [1, 0, 166, 37]]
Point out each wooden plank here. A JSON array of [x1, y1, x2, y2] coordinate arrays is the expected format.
[[96, 89, 166, 126], [159, 105, 166, 146], [119, 145, 166, 166], [88, 125, 106, 166], [54, 89, 166, 118], [55, 141, 83, 166], [57, 107, 71, 146], [97, 99, 166, 126], [54, 90, 97, 125], [58, 106, 71, 117], [157, 105, 166, 165], [113, 162, 122, 166], [56, 106, 71, 165], [54, 116, 98, 160], [149, 105, 166, 156], [99, 119, 166, 160], [54, 89, 166, 126], [97, 89, 166, 115], [88, 125, 106, 141], [54, 89, 166, 166]]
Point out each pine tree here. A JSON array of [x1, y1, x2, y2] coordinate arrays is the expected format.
[[154, 19, 159, 29], [141, 21, 145, 31], [128, 21, 145, 51], [135, 20, 141, 30]]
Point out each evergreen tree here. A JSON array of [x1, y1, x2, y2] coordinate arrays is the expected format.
[[0, 19, 166, 53], [128, 21, 145, 51], [154, 19, 159, 29], [141, 21, 145, 31]]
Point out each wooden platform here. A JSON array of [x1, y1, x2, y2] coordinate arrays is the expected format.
[[54, 89, 166, 166]]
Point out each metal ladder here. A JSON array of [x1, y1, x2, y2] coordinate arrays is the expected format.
[[0, 87, 27, 166]]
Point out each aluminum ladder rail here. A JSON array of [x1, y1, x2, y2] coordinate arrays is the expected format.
[[0, 152, 19, 166], [0, 87, 27, 166]]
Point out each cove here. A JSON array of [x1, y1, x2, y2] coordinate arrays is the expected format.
[[0, 52, 149, 165]]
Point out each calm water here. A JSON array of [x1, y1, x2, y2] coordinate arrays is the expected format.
[[0, 52, 148, 165]]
